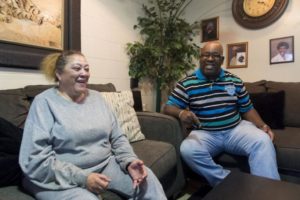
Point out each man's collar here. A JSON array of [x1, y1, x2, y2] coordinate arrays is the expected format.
[[195, 68, 225, 81]]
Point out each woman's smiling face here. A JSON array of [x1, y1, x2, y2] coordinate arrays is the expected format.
[[56, 54, 90, 98]]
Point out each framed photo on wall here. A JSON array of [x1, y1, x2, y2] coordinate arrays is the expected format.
[[270, 36, 294, 64], [227, 42, 248, 68], [201, 17, 219, 42]]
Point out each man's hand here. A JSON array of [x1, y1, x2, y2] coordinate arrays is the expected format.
[[179, 110, 201, 128], [127, 159, 147, 189], [86, 173, 111, 194], [260, 124, 275, 141]]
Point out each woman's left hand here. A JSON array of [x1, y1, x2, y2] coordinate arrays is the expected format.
[[127, 159, 147, 189]]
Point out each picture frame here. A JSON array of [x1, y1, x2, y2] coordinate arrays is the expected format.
[[227, 42, 248, 68], [201, 17, 219, 42], [270, 36, 294, 64], [0, 0, 64, 50], [0, 0, 81, 70]]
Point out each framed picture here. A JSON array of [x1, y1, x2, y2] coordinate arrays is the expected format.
[[270, 36, 294, 64], [227, 42, 248, 68], [201, 17, 219, 42], [0, 0, 81, 70]]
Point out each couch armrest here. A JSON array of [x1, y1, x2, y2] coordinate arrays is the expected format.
[[136, 111, 184, 152]]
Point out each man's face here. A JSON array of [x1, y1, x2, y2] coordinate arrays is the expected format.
[[200, 42, 224, 80], [278, 46, 288, 56]]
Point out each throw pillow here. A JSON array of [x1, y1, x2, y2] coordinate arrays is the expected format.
[[101, 91, 145, 142], [0, 117, 24, 187], [249, 91, 285, 129]]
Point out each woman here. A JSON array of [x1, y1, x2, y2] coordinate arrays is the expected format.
[[19, 51, 167, 200]]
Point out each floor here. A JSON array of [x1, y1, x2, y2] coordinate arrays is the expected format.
[[175, 178, 212, 200]]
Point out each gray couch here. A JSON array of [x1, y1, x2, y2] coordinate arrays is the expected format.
[[0, 83, 185, 200], [213, 80, 300, 184]]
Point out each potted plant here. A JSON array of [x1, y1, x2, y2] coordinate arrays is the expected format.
[[126, 0, 200, 111]]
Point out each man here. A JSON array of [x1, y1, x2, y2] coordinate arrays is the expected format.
[[163, 41, 280, 187], [271, 41, 293, 63]]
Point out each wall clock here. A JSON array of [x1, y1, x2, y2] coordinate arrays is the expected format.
[[232, 0, 289, 29]]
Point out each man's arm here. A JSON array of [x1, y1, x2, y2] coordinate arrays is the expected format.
[[163, 104, 182, 119], [163, 104, 200, 127], [242, 108, 274, 141]]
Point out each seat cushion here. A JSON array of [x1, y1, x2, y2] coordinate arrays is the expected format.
[[0, 186, 34, 200], [274, 127, 300, 173], [131, 140, 177, 180]]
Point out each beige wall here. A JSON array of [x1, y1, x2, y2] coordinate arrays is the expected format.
[[185, 0, 300, 82], [0, 0, 143, 90], [0, 0, 299, 111]]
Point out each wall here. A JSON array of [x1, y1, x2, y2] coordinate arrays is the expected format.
[[185, 0, 300, 82], [0, 0, 144, 90], [0, 0, 299, 111]]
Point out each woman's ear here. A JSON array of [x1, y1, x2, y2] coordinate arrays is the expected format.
[[55, 70, 61, 81]]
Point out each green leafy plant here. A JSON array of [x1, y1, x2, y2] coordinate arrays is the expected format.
[[126, 0, 200, 111]]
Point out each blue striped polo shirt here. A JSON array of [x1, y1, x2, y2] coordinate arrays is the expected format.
[[166, 68, 253, 131]]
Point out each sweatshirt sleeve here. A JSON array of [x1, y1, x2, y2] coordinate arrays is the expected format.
[[19, 97, 89, 190], [108, 110, 138, 171]]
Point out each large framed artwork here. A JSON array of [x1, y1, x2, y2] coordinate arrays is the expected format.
[[0, 0, 81, 69], [270, 36, 294, 64], [227, 42, 248, 68]]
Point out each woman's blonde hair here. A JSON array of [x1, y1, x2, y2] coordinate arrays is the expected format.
[[40, 50, 84, 82]]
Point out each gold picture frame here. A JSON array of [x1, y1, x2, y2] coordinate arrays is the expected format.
[[227, 42, 248, 68], [0, 0, 81, 69], [0, 0, 64, 50]]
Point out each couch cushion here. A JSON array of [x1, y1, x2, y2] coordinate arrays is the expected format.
[[274, 127, 300, 173], [0, 89, 29, 128], [266, 81, 300, 127], [244, 80, 267, 93], [101, 91, 145, 142], [131, 140, 177, 180], [250, 91, 285, 129], [0, 117, 23, 187], [0, 186, 34, 200]]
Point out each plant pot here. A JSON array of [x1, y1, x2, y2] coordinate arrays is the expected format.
[[130, 78, 139, 89]]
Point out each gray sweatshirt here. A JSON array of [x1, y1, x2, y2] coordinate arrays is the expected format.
[[19, 88, 137, 190]]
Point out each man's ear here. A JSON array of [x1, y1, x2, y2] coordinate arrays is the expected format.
[[220, 56, 225, 64]]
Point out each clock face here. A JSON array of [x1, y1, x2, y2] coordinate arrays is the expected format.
[[243, 0, 276, 17], [232, 0, 289, 29]]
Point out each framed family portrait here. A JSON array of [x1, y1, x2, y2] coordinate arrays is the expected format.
[[227, 42, 248, 68], [201, 17, 219, 42], [0, 0, 81, 69], [270, 36, 294, 64]]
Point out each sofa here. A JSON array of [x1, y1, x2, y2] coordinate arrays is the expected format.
[[213, 80, 300, 184], [0, 83, 185, 200]]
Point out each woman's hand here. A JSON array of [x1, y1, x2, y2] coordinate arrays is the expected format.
[[86, 173, 111, 194], [127, 159, 147, 189]]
